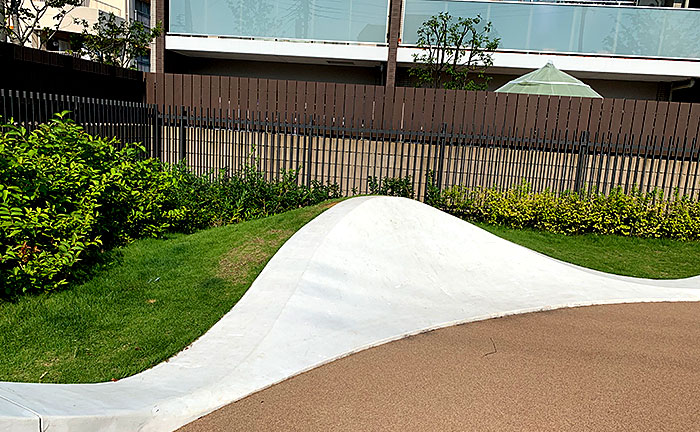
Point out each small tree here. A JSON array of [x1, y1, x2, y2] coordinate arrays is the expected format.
[[72, 13, 162, 69], [409, 12, 500, 91], [1, 0, 82, 45]]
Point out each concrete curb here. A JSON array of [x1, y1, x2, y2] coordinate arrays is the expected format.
[[1, 196, 698, 432]]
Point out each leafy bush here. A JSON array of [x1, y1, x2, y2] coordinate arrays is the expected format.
[[432, 181, 700, 240], [1, 115, 342, 296], [368, 175, 415, 198], [169, 163, 342, 233], [0, 114, 184, 296]]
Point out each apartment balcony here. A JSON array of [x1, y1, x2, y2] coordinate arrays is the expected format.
[[397, 0, 700, 82], [402, 0, 700, 60], [168, 0, 388, 43], [167, 0, 390, 65], [165, 0, 699, 82]]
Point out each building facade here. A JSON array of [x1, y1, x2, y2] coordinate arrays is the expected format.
[[29, 0, 154, 71], [158, 0, 699, 101]]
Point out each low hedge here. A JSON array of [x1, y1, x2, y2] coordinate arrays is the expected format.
[[170, 163, 341, 233], [0, 115, 341, 297], [432, 181, 700, 240], [365, 173, 700, 240]]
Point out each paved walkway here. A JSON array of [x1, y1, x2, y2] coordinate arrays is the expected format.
[[180, 302, 700, 432], [1, 197, 698, 432]]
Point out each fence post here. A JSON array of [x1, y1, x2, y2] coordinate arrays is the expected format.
[[179, 106, 187, 162], [574, 131, 589, 193], [153, 104, 161, 161], [306, 115, 314, 187], [436, 123, 447, 191]]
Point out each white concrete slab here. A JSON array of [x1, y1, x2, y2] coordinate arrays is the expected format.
[[0, 396, 39, 432], [1, 196, 698, 432]]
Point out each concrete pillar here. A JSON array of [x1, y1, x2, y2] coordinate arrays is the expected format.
[[385, 0, 403, 88], [153, 0, 166, 73]]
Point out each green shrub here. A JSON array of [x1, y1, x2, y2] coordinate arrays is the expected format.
[[368, 175, 415, 198], [169, 163, 342, 233], [1, 115, 344, 296], [433, 181, 700, 240], [0, 114, 184, 296]]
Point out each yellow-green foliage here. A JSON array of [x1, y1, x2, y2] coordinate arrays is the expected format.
[[436, 182, 700, 240]]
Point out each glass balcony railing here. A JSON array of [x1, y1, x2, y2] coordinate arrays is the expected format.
[[403, 0, 700, 59], [169, 0, 389, 44]]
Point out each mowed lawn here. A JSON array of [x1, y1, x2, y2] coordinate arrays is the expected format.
[[475, 222, 700, 279], [1, 199, 699, 384], [0, 200, 341, 384]]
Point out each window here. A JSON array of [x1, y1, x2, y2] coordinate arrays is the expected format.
[[135, 0, 150, 26], [136, 53, 151, 72]]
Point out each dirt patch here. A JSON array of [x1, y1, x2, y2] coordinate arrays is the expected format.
[[217, 231, 294, 281]]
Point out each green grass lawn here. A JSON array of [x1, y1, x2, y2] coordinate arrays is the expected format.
[[2, 200, 699, 385], [475, 222, 700, 279], [0, 200, 341, 384]]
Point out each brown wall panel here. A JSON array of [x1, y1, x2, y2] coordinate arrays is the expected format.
[[210, 75, 221, 111], [192, 75, 202, 109], [140, 73, 700, 158], [164, 74, 174, 107], [220, 76, 231, 114]]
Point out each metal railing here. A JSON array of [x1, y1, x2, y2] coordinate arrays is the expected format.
[[403, 0, 700, 60], [3, 89, 700, 200]]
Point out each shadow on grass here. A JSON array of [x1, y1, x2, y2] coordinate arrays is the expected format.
[[0, 248, 125, 304]]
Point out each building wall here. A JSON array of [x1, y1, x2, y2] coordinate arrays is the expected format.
[[396, 68, 667, 101], [157, 0, 699, 101], [487, 74, 663, 101], [166, 52, 384, 85], [31, 0, 131, 50], [37, 0, 129, 31]]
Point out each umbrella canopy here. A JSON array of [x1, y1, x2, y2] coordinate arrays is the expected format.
[[495, 62, 603, 98]]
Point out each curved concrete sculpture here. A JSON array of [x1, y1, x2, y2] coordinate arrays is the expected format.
[[1, 196, 699, 432]]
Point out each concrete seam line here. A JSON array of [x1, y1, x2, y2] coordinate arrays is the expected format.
[[0, 393, 42, 431]]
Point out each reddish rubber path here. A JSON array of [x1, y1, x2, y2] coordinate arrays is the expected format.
[[179, 302, 700, 432]]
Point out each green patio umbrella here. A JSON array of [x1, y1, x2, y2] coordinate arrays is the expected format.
[[495, 62, 603, 98]]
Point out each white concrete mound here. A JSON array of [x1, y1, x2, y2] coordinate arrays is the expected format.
[[1, 196, 699, 432]]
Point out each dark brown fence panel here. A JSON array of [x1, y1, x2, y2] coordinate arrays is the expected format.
[[2, 43, 145, 101], [143, 72, 700, 166]]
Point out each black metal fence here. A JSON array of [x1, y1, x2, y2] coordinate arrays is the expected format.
[[1, 89, 155, 154], [3, 89, 700, 200]]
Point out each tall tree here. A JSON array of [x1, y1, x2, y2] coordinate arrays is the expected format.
[[2, 0, 82, 45], [410, 12, 499, 91], [71, 13, 162, 69]]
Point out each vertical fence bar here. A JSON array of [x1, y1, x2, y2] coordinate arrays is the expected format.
[[179, 106, 187, 163], [6, 85, 700, 205]]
